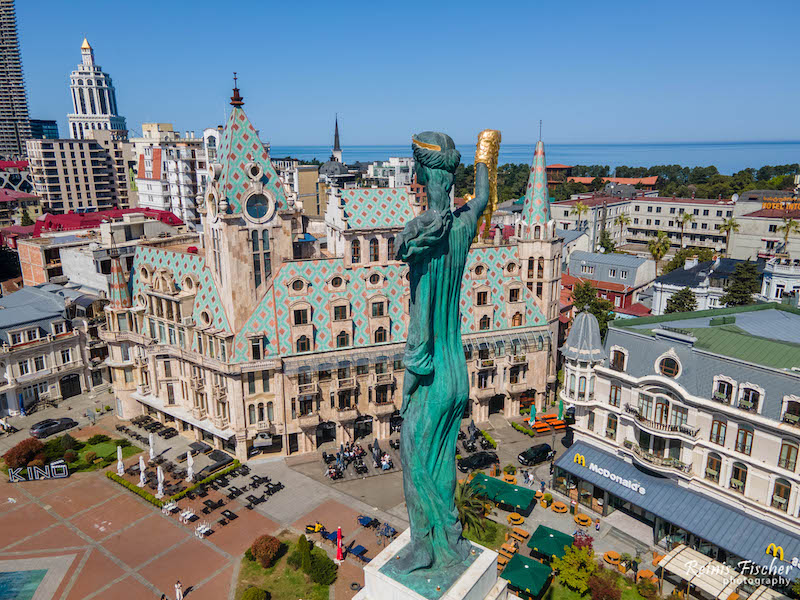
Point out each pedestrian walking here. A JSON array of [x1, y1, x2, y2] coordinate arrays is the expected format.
[[174, 580, 183, 600], [595, 518, 600, 532], [540, 480, 546, 494]]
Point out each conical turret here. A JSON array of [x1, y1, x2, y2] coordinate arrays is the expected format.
[[521, 140, 551, 230]]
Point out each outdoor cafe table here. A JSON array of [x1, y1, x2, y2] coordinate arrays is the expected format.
[[500, 553, 552, 598], [471, 473, 536, 512], [527, 525, 573, 561]]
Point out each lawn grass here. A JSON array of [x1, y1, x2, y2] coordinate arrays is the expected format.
[[541, 570, 650, 600], [70, 441, 140, 472], [235, 538, 330, 600], [464, 518, 509, 551]]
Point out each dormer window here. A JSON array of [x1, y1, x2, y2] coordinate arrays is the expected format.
[[371, 301, 385, 317], [292, 280, 304, 292], [369, 274, 380, 285], [336, 331, 350, 348], [53, 323, 64, 335], [479, 315, 490, 330], [294, 308, 309, 325], [331, 276, 343, 289], [10, 333, 21, 345], [26, 329, 38, 342], [369, 238, 379, 262], [509, 288, 521, 303], [739, 386, 761, 412], [658, 356, 680, 378], [333, 305, 348, 321], [351, 240, 361, 264], [477, 291, 489, 306], [375, 327, 387, 343]]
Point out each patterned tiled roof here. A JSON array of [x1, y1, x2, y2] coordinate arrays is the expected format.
[[108, 254, 131, 309], [343, 188, 413, 229], [216, 106, 289, 215], [231, 245, 547, 362], [521, 140, 551, 226], [131, 246, 231, 345]]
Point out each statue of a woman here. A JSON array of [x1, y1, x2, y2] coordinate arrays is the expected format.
[[393, 130, 494, 574]]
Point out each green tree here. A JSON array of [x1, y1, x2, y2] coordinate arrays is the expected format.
[[665, 287, 698, 314], [721, 261, 760, 306], [553, 181, 588, 202], [552, 545, 597, 594], [589, 176, 606, 191], [777, 217, 800, 252], [719, 217, 740, 256], [679, 212, 695, 248], [598, 229, 615, 253], [298, 534, 312, 572], [661, 247, 715, 274], [613, 213, 630, 245], [571, 202, 589, 231], [648, 231, 671, 274], [454, 480, 485, 536], [20, 208, 33, 226], [571, 281, 615, 339]]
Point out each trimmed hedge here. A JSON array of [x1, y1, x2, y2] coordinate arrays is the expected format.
[[106, 471, 164, 507], [169, 460, 240, 501], [512, 422, 536, 437], [480, 431, 497, 449]]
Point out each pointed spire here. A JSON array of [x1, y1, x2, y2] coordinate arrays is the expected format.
[[521, 139, 551, 229], [230, 72, 244, 107], [333, 114, 341, 152], [108, 240, 131, 309], [81, 37, 92, 51]]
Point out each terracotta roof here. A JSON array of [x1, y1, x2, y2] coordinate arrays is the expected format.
[[615, 302, 651, 317], [0, 189, 36, 203], [554, 196, 630, 208], [743, 208, 800, 219], [556, 195, 734, 207], [562, 272, 628, 293], [33, 209, 182, 236], [568, 176, 659, 186], [547, 164, 572, 169]]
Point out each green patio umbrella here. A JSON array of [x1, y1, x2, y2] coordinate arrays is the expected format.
[[558, 397, 564, 420], [530, 402, 536, 424]]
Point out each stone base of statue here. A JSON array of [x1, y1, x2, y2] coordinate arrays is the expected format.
[[353, 529, 509, 600]]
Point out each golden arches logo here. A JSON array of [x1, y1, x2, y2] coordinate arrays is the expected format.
[[766, 544, 784, 561], [573, 453, 586, 467]]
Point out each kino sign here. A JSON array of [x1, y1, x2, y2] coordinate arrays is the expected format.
[[8, 459, 69, 483], [573, 452, 647, 495]]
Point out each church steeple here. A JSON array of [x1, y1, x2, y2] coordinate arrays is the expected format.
[[230, 72, 244, 107], [520, 139, 552, 236], [332, 115, 342, 163]]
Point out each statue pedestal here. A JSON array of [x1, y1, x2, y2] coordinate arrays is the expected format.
[[353, 529, 509, 600]]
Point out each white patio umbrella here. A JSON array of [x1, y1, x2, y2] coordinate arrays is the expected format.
[[186, 451, 194, 482], [156, 466, 165, 499], [137, 455, 147, 487], [116, 445, 124, 476], [148, 433, 155, 460]]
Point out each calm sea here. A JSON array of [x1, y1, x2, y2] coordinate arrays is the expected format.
[[269, 141, 800, 175]]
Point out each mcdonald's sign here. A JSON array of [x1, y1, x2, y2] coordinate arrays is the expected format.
[[573, 453, 587, 467], [767, 544, 785, 561]]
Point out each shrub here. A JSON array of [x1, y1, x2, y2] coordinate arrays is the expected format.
[[543, 493, 553, 504], [115, 439, 131, 448], [480, 430, 497, 449], [28, 458, 45, 467], [241, 588, 268, 600], [309, 550, 338, 585], [298, 535, 312, 572], [59, 434, 77, 451], [574, 531, 593, 551], [588, 569, 621, 600], [251, 534, 282, 569], [3, 438, 44, 468], [512, 422, 535, 437], [104, 405, 112, 411], [106, 472, 163, 507], [84, 451, 97, 463], [286, 551, 302, 570], [63, 450, 78, 463], [503, 464, 517, 475], [169, 460, 240, 501], [637, 579, 659, 600], [87, 434, 110, 445], [244, 548, 255, 562]]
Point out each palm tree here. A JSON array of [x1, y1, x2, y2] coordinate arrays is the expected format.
[[648, 231, 670, 274], [719, 217, 740, 256], [455, 480, 486, 536], [570, 202, 589, 232], [777, 217, 800, 254], [679, 212, 695, 248], [613, 213, 631, 246]]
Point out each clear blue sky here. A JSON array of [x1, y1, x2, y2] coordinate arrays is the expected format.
[[16, 0, 800, 146]]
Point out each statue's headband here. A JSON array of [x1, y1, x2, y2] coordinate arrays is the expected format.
[[412, 138, 441, 152]]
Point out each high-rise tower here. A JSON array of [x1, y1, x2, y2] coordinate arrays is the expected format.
[[0, 0, 31, 159], [67, 38, 127, 139]]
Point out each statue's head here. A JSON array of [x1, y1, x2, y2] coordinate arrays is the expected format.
[[412, 132, 460, 204]]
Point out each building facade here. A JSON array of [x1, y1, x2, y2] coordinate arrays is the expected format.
[[364, 157, 415, 187], [26, 129, 138, 213], [29, 119, 59, 140], [102, 91, 562, 461], [0, 0, 30, 159], [556, 305, 800, 575], [132, 123, 207, 227], [0, 188, 40, 228], [67, 39, 127, 139], [0, 159, 32, 192]]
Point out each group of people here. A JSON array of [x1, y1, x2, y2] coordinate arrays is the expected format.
[[342, 442, 366, 462], [379, 452, 393, 471]]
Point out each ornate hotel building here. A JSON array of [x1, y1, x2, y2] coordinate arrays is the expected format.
[[102, 87, 562, 461], [555, 305, 800, 575]]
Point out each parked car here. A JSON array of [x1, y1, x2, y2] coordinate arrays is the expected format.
[[518, 443, 554, 466], [30, 418, 78, 439], [457, 451, 499, 473]]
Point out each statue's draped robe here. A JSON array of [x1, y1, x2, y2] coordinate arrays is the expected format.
[[400, 201, 482, 569]]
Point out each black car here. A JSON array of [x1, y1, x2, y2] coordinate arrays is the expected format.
[[518, 443, 554, 466], [29, 418, 78, 439], [457, 451, 499, 473]]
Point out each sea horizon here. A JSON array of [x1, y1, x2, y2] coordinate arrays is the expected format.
[[269, 140, 800, 175]]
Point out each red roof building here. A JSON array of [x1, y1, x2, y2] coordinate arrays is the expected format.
[[33, 208, 182, 237]]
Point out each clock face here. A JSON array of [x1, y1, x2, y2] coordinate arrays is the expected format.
[[245, 192, 273, 222]]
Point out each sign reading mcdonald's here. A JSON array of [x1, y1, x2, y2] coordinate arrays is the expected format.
[[571, 452, 646, 495], [766, 543, 785, 562]]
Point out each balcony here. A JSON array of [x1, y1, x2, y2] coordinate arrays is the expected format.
[[475, 358, 495, 370], [505, 380, 528, 394], [369, 401, 396, 417], [624, 441, 692, 474], [333, 377, 357, 391], [211, 414, 230, 430], [192, 406, 207, 420], [730, 478, 745, 493], [475, 385, 496, 400], [256, 421, 275, 433], [336, 406, 359, 422], [507, 355, 527, 366], [297, 381, 319, 397], [623, 404, 700, 439], [771, 495, 789, 512], [136, 384, 151, 396], [298, 412, 320, 428], [712, 391, 731, 404], [704, 468, 719, 483], [211, 385, 227, 401], [372, 372, 395, 387], [190, 377, 204, 391], [737, 399, 757, 413], [783, 412, 800, 427]]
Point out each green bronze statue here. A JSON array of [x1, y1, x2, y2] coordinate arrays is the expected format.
[[393, 130, 499, 576]]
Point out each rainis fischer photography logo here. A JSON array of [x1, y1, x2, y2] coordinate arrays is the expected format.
[[684, 544, 794, 588]]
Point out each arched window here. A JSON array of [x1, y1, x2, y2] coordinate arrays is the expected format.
[[537, 257, 544, 278], [730, 462, 747, 493], [773, 478, 791, 512], [248, 404, 256, 424], [336, 331, 349, 348], [479, 315, 490, 331], [606, 414, 618, 440], [374, 327, 387, 343], [387, 236, 395, 259], [512, 312, 523, 327], [534, 225, 541, 239], [267, 401, 274, 422], [369, 238, 379, 262], [351, 240, 361, 264], [589, 376, 595, 399], [735, 425, 753, 455], [655, 397, 669, 426], [569, 374, 576, 397], [257, 402, 265, 422], [740, 387, 760, 412], [714, 379, 733, 403], [705, 452, 721, 483], [578, 376, 586, 400], [779, 440, 798, 471], [710, 418, 726, 445], [611, 350, 625, 372], [296, 336, 310, 352]]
